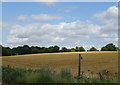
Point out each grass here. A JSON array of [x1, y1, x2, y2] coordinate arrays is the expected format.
[[2, 66, 118, 83], [2, 51, 118, 76], [2, 66, 74, 83]]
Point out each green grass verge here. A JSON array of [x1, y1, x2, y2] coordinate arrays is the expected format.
[[2, 66, 118, 83]]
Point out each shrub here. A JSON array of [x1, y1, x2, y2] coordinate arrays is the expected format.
[[2, 65, 25, 83], [2, 66, 118, 83], [59, 68, 72, 80]]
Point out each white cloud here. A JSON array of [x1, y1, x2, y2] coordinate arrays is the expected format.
[[3, 6, 118, 48], [7, 20, 101, 46], [31, 14, 63, 21], [94, 6, 118, 30], [2, 0, 58, 6], [103, 38, 118, 42], [2, 22, 16, 29], [17, 14, 64, 21], [17, 15, 29, 21], [94, 6, 118, 40], [33, 0, 58, 6]]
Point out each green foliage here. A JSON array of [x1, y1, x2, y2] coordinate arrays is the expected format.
[[2, 47, 11, 56], [75, 46, 79, 52], [75, 46, 85, 52], [12, 45, 31, 55], [101, 47, 108, 51], [31, 46, 40, 54], [2, 66, 118, 83], [2, 65, 26, 83], [59, 68, 72, 79], [48, 45, 60, 53], [70, 48, 76, 52], [2, 66, 73, 83], [79, 46, 85, 52], [61, 47, 68, 52], [1, 43, 119, 56], [89, 47, 97, 51], [101, 43, 118, 51], [24, 67, 55, 83]]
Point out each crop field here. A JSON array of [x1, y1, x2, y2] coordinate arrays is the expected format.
[[2, 51, 118, 76]]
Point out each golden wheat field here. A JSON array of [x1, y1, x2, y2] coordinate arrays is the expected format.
[[2, 51, 118, 75]]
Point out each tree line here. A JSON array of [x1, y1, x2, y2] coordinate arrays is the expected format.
[[1, 43, 119, 56]]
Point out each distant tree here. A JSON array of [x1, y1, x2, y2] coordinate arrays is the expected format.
[[89, 47, 97, 51], [101, 47, 107, 51], [70, 48, 76, 52], [53, 45, 60, 52], [39, 47, 48, 53], [79, 46, 85, 52], [12, 47, 18, 55], [47, 45, 60, 53], [15, 46, 24, 55], [75, 46, 79, 52], [48, 46, 54, 53], [23, 45, 31, 54], [61, 47, 68, 52], [67, 49, 71, 52], [5, 47, 12, 55], [101, 43, 117, 51], [2, 47, 11, 56], [14, 45, 31, 55], [0, 45, 2, 56], [31, 46, 40, 54]]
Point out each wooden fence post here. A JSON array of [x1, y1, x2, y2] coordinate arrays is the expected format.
[[78, 54, 81, 80]]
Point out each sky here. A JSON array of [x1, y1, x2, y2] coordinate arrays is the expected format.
[[1, 2, 118, 50]]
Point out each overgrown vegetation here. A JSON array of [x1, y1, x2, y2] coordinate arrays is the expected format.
[[2, 66, 118, 83], [1, 43, 119, 56]]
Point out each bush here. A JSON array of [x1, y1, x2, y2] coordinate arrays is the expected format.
[[2, 66, 118, 83], [2, 65, 26, 83]]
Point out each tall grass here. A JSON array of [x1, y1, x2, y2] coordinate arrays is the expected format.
[[2, 66, 118, 83]]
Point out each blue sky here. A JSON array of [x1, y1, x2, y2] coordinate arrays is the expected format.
[[2, 2, 118, 49], [3, 2, 116, 22]]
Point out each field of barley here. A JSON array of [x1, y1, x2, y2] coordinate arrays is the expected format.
[[2, 51, 118, 76]]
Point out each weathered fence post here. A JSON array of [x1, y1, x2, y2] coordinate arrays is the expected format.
[[78, 54, 81, 80]]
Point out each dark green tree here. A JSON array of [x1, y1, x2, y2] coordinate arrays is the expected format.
[[70, 48, 76, 52], [2, 47, 11, 56], [75, 46, 79, 52], [101, 43, 117, 51], [23, 45, 31, 54], [14, 45, 31, 55], [53, 45, 60, 52], [31, 46, 40, 54], [101, 47, 107, 51], [79, 46, 85, 52], [61, 47, 68, 52], [89, 47, 97, 51], [48, 46, 54, 53]]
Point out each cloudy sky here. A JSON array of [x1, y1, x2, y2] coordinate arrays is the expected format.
[[1, 2, 118, 49]]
